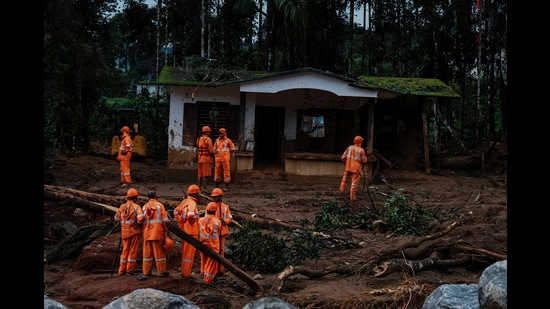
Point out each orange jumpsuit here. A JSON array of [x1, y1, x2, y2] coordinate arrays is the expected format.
[[198, 214, 222, 284], [114, 199, 144, 275], [174, 196, 200, 278], [213, 136, 236, 185], [118, 132, 133, 184], [339, 141, 368, 201], [208, 201, 232, 273], [141, 198, 170, 276], [196, 134, 215, 177]]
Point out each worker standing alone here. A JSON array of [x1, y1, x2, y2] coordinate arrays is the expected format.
[[117, 126, 133, 185], [339, 135, 368, 202], [213, 128, 236, 191]]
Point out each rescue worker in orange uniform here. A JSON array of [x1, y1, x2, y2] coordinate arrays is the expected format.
[[117, 126, 133, 185], [114, 188, 144, 276], [198, 202, 222, 284], [196, 126, 216, 192], [339, 135, 368, 202], [174, 184, 201, 278], [213, 128, 236, 191], [141, 190, 170, 278], [206, 188, 232, 275]]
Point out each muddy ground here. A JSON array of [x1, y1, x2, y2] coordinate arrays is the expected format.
[[44, 151, 507, 309]]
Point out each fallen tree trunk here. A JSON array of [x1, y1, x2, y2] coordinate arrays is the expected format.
[[372, 256, 473, 277], [274, 265, 357, 293], [44, 190, 119, 216], [44, 184, 126, 205], [45, 185, 292, 231], [165, 221, 261, 292], [378, 221, 459, 258]]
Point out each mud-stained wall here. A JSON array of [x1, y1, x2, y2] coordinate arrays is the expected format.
[[168, 85, 243, 170]]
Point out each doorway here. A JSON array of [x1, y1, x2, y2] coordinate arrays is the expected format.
[[254, 106, 284, 164]]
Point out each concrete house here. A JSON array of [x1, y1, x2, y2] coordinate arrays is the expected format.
[[142, 66, 459, 182]]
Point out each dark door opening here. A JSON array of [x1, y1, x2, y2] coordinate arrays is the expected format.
[[255, 106, 284, 163]]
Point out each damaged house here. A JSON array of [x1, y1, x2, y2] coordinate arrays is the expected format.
[[140, 66, 460, 182]]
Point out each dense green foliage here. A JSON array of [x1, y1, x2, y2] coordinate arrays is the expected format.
[[379, 189, 433, 236], [230, 221, 324, 274], [44, 0, 507, 174]]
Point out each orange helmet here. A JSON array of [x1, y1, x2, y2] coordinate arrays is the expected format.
[[218, 128, 226, 134], [354, 135, 363, 145], [202, 126, 211, 132], [164, 236, 174, 250], [126, 188, 139, 198], [206, 202, 218, 212], [187, 184, 201, 194], [121, 126, 131, 133], [211, 188, 224, 197]]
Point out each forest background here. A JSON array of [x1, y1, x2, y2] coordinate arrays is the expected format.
[[43, 0, 507, 169]]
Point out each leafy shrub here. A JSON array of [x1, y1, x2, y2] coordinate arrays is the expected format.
[[230, 221, 324, 274], [379, 189, 433, 236]]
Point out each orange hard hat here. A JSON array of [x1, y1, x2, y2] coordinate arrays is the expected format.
[[354, 135, 363, 144], [202, 126, 211, 132], [219, 128, 226, 134], [164, 236, 174, 251], [187, 184, 200, 194], [211, 188, 224, 197], [126, 188, 139, 198], [206, 202, 218, 212], [121, 126, 131, 133]]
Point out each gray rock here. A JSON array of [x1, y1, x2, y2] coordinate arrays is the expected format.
[[422, 260, 507, 309], [478, 260, 507, 309], [44, 295, 70, 309], [101, 288, 199, 309], [242, 296, 298, 309], [422, 284, 480, 309]]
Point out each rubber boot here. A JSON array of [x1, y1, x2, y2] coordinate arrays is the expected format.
[[223, 183, 229, 191], [215, 182, 220, 188]]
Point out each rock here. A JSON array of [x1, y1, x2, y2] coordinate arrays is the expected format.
[[422, 260, 507, 309]]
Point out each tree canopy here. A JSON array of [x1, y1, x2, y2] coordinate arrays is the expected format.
[[44, 0, 507, 171]]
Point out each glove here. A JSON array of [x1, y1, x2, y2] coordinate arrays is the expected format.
[[121, 151, 127, 155]]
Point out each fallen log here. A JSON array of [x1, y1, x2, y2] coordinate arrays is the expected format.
[[274, 265, 357, 293], [372, 256, 472, 277], [44, 184, 180, 209], [165, 221, 261, 292], [44, 190, 119, 216], [45, 184, 125, 206], [378, 221, 459, 258], [455, 242, 507, 260]]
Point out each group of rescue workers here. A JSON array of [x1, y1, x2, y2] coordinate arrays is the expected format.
[[114, 184, 232, 284], [114, 123, 367, 283], [117, 125, 236, 193]]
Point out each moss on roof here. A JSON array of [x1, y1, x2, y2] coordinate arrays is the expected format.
[[154, 66, 272, 86], [150, 66, 460, 99], [356, 76, 460, 98]]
